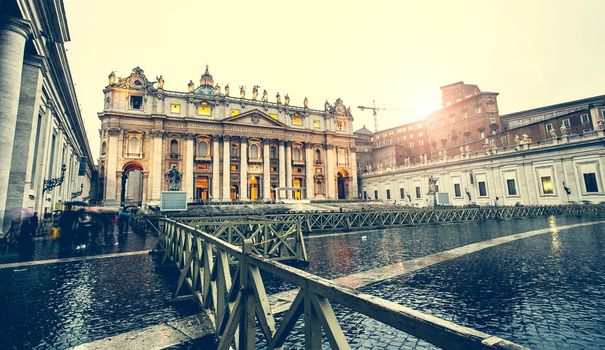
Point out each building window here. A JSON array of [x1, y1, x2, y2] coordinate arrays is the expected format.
[[170, 139, 179, 154], [313, 120, 321, 129], [230, 144, 239, 158], [415, 186, 421, 199], [583, 173, 599, 193], [198, 106, 211, 115], [386, 189, 391, 200], [478, 181, 487, 197], [475, 104, 482, 115], [479, 131, 485, 139], [541, 176, 553, 194], [270, 146, 277, 160], [506, 179, 517, 196], [563, 119, 571, 128], [101, 141, 107, 154], [580, 114, 590, 124], [129, 137, 140, 154], [293, 147, 302, 161], [462, 109, 468, 118], [374, 190, 378, 200], [314, 149, 321, 163], [409, 141, 414, 147], [170, 104, 181, 113], [197, 141, 208, 157], [363, 191, 368, 200], [250, 144, 260, 159], [454, 183, 462, 198], [545, 123, 553, 132], [337, 120, 345, 131], [400, 188, 405, 199], [292, 116, 303, 126], [231, 109, 240, 117], [130, 96, 143, 110]]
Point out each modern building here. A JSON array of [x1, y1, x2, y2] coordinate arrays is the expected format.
[[0, 1, 95, 234], [356, 83, 605, 205], [97, 66, 357, 206]]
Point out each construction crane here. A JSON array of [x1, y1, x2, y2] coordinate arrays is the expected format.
[[357, 100, 394, 132]]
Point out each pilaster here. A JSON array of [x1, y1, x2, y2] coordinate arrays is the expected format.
[[222, 135, 231, 200], [240, 136, 248, 200], [263, 139, 271, 200]]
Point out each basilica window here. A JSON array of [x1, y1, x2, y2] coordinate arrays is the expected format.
[[250, 143, 260, 160], [292, 116, 303, 126], [127, 135, 142, 157], [270, 146, 277, 160], [230, 144, 239, 158], [170, 104, 181, 114], [197, 140, 209, 157], [101, 141, 107, 155], [170, 140, 179, 155], [313, 120, 321, 129], [314, 149, 322, 164], [336, 120, 345, 131], [292, 145, 303, 162], [130, 95, 143, 110]]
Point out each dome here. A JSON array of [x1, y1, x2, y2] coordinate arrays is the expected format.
[[194, 65, 215, 95], [199, 65, 214, 86]]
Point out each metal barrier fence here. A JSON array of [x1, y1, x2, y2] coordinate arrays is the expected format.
[[157, 218, 528, 350]]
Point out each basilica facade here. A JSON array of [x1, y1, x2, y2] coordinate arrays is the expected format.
[[98, 67, 357, 206]]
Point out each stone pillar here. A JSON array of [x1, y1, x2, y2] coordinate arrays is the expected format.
[[5, 56, 43, 225], [222, 136, 231, 200], [278, 140, 286, 194], [285, 141, 293, 198], [263, 139, 271, 200], [184, 134, 194, 202], [104, 128, 121, 205], [349, 147, 359, 199], [0, 19, 31, 233], [305, 144, 314, 199], [325, 144, 336, 199], [240, 137, 248, 200], [150, 130, 164, 202], [212, 136, 220, 200]]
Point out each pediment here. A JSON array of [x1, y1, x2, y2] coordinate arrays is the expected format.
[[225, 109, 286, 127]]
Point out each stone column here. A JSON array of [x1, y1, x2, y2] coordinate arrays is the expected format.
[[0, 19, 31, 233], [150, 130, 164, 202], [184, 134, 194, 202], [305, 144, 314, 199], [349, 147, 359, 199], [278, 140, 286, 195], [104, 128, 121, 205], [212, 136, 220, 200], [222, 136, 231, 200], [240, 137, 248, 200], [325, 144, 336, 199], [263, 139, 271, 200], [285, 141, 293, 198]]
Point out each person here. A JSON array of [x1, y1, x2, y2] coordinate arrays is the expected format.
[[118, 207, 130, 236], [29, 212, 39, 237]]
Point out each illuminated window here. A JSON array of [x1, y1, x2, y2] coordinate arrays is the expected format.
[[270, 114, 278, 120], [231, 109, 240, 117], [292, 116, 303, 125], [170, 104, 181, 113], [541, 176, 553, 194], [198, 106, 211, 115], [230, 164, 238, 171], [313, 120, 321, 128]]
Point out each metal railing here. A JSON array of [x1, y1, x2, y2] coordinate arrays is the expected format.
[[157, 218, 529, 350]]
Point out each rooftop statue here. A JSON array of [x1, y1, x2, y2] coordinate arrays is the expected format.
[[304, 97, 309, 109], [252, 85, 259, 100], [224, 84, 230, 96], [284, 94, 290, 106], [214, 83, 221, 94], [324, 100, 330, 111], [276, 92, 281, 104], [262, 89, 268, 102], [156, 75, 164, 90], [108, 71, 116, 85], [239, 86, 245, 98], [188, 80, 194, 93]]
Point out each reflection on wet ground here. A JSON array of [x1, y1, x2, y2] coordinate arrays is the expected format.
[[1, 215, 604, 349]]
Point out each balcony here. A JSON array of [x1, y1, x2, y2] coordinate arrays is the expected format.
[[169, 153, 181, 160]]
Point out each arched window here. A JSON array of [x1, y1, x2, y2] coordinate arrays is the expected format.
[[475, 104, 483, 115], [230, 144, 239, 158], [101, 141, 107, 154], [197, 141, 208, 157], [250, 144, 259, 159], [270, 146, 277, 160], [129, 137, 139, 154], [170, 139, 179, 154], [314, 149, 321, 163], [293, 147, 301, 161]]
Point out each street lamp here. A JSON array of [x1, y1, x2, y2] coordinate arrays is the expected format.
[[43, 164, 66, 193], [71, 183, 84, 199]]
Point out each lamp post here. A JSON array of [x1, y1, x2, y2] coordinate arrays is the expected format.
[[43, 164, 66, 193], [71, 183, 84, 199]]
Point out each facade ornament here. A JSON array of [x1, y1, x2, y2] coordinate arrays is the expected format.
[[324, 100, 330, 111], [252, 85, 259, 100], [239, 86, 245, 98], [278, 139, 285, 146], [224, 84, 230, 96], [465, 144, 470, 154], [261, 89, 269, 102], [156, 75, 164, 90], [166, 165, 181, 191], [303, 97, 309, 109], [597, 119, 605, 130], [284, 93, 290, 106], [214, 83, 221, 95], [514, 134, 520, 144], [108, 71, 116, 86], [521, 133, 530, 144], [149, 129, 165, 138], [276, 92, 282, 104], [188, 80, 195, 93], [184, 133, 196, 140], [549, 127, 557, 139], [560, 124, 568, 136], [107, 127, 121, 136]]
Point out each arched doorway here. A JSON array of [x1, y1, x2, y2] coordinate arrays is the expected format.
[[121, 161, 144, 206], [195, 176, 209, 201], [249, 176, 260, 201], [230, 185, 239, 201], [293, 178, 302, 200], [337, 169, 349, 199]]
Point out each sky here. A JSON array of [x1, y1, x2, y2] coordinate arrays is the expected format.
[[63, 0, 605, 160]]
